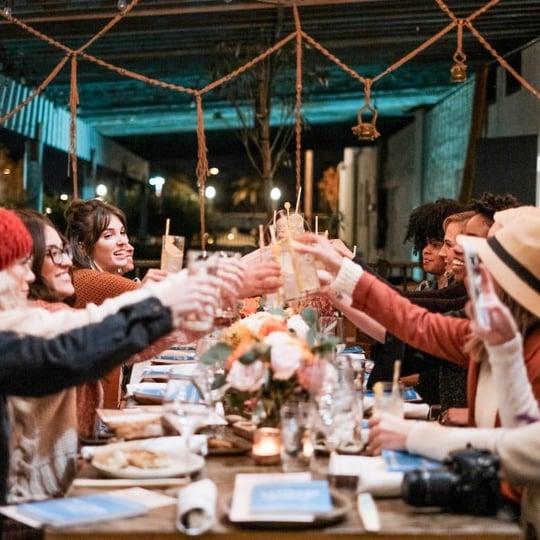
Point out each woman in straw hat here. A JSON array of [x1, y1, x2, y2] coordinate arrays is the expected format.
[[294, 215, 540, 533]]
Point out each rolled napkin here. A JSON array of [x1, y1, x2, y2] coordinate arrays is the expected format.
[[177, 478, 217, 535], [328, 454, 403, 497]]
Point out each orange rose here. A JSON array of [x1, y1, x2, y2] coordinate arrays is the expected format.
[[258, 317, 287, 337]]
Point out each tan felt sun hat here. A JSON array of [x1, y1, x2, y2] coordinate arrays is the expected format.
[[457, 215, 540, 319]]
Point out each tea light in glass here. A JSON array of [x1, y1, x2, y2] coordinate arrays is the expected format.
[[252, 427, 281, 465]]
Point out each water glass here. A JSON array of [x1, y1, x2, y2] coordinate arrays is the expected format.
[[162, 368, 210, 470], [372, 381, 404, 418], [160, 235, 185, 272], [213, 251, 241, 326], [182, 250, 219, 332], [318, 315, 346, 353], [280, 401, 313, 472]]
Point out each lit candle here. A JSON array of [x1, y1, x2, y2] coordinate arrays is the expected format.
[[252, 427, 281, 465]]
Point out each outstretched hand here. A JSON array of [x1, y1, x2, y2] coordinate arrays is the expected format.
[[367, 412, 412, 455], [293, 233, 345, 275], [465, 264, 518, 346]]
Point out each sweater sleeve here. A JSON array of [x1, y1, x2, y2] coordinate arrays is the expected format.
[[350, 270, 470, 367], [0, 297, 173, 396], [407, 420, 540, 487], [487, 334, 540, 427]]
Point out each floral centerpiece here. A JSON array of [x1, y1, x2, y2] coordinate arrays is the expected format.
[[199, 307, 337, 426]]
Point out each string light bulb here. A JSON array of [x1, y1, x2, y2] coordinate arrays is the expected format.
[[117, 0, 127, 11], [3, 0, 12, 16]]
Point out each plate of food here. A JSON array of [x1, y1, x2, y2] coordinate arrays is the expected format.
[[96, 408, 164, 440], [206, 436, 252, 456], [91, 437, 205, 479]]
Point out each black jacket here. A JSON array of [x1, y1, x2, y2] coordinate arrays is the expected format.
[[0, 297, 173, 504]]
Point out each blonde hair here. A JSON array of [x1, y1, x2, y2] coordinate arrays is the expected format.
[[442, 210, 476, 232]]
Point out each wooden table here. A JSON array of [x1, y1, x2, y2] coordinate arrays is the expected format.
[[44, 452, 522, 540]]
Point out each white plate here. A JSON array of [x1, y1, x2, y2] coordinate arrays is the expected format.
[[91, 437, 205, 479]]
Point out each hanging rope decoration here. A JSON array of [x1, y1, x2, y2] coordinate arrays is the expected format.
[[351, 79, 380, 142], [68, 54, 79, 200], [293, 4, 303, 198], [195, 92, 209, 250], [450, 20, 468, 83], [0, 0, 539, 215]]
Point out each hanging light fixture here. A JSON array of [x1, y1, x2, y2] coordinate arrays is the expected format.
[[352, 79, 380, 142]]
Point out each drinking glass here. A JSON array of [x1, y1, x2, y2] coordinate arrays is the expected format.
[[182, 250, 219, 332], [162, 368, 211, 472], [280, 401, 313, 472], [309, 355, 360, 467], [194, 337, 228, 438], [213, 251, 241, 327], [372, 381, 404, 418], [160, 235, 185, 272], [318, 315, 346, 353]]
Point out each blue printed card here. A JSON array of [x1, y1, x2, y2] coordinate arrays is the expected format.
[[382, 449, 441, 472], [16, 492, 148, 527], [250, 480, 332, 515]]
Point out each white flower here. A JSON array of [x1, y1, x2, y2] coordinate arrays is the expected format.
[[226, 359, 266, 392], [263, 331, 304, 380], [287, 313, 310, 341]]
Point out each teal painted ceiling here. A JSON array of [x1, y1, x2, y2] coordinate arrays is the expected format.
[[0, 0, 538, 161]]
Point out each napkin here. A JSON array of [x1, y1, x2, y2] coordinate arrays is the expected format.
[[177, 479, 217, 535], [328, 454, 403, 497]]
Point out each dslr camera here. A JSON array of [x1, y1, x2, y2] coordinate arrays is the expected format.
[[401, 446, 502, 515]]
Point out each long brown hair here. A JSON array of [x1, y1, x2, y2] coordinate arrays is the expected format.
[[64, 199, 127, 270]]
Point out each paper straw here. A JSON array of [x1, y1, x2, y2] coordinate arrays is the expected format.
[[352, 245, 357, 257], [315, 215, 318, 235], [392, 359, 401, 388], [284, 201, 291, 217], [258, 224, 265, 250], [295, 187, 302, 214], [165, 218, 170, 237], [269, 225, 277, 244], [273, 210, 277, 228]]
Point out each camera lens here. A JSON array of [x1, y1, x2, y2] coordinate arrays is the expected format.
[[402, 469, 460, 508]]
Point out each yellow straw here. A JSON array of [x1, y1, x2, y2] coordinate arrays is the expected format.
[[295, 187, 302, 214], [164, 218, 170, 237]]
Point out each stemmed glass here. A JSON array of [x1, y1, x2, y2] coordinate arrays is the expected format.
[[194, 337, 229, 438], [309, 356, 360, 465], [162, 368, 211, 474], [318, 315, 346, 354]]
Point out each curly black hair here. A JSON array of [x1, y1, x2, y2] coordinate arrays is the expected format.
[[469, 192, 522, 221], [403, 198, 470, 254]]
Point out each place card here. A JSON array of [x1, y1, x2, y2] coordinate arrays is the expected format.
[[250, 480, 332, 515], [229, 472, 316, 523], [382, 449, 441, 472]]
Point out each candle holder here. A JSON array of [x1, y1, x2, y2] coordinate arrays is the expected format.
[[252, 427, 281, 465]]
